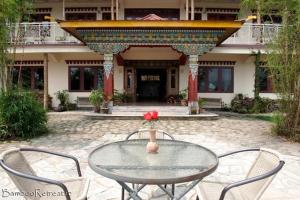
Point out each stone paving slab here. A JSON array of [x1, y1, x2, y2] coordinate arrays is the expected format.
[[0, 113, 299, 200]]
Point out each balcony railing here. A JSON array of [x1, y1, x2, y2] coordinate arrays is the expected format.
[[10, 22, 81, 45], [223, 23, 281, 45], [10, 22, 281, 46]]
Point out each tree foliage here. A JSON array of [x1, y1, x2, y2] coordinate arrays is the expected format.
[[241, 0, 300, 141], [266, 0, 300, 140], [0, 0, 33, 90]]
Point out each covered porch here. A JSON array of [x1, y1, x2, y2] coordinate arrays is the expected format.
[[58, 20, 243, 113]]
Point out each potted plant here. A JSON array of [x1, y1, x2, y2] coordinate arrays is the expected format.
[[113, 89, 123, 105], [55, 90, 69, 112], [191, 108, 198, 115], [198, 98, 206, 113], [89, 89, 104, 113], [122, 92, 131, 103], [178, 89, 188, 106]]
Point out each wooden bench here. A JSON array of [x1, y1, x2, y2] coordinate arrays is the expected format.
[[201, 98, 223, 109], [77, 97, 93, 110]]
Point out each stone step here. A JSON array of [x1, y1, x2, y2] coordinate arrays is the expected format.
[[112, 106, 188, 113]]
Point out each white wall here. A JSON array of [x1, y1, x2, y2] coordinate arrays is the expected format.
[[114, 58, 124, 92], [179, 65, 189, 91]]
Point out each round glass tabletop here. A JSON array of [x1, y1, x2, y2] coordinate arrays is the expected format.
[[88, 139, 218, 184]]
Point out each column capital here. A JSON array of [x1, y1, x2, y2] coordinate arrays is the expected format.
[[104, 54, 114, 79], [188, 55, 199, 80]]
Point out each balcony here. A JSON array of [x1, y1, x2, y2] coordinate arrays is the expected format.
[[10, 22, 281, 47], [223, 23, 281, 45], [10, 22, 81, 45]]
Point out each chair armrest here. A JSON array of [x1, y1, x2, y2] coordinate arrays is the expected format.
[[125, 130, 139, 140], [159, 130, 175, 140], [126, 130, 175, 140], [0, 159, 71, 200], [219, 160, 285, 200], [20, 148, 82, 177], [218, 148, 260, 158]]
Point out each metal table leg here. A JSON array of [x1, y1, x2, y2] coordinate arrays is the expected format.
[[126, 184, 146, 200], [117, 181, 143, 200]]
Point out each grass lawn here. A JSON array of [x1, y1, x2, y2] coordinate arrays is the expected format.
[[245, 114, 277, 123]]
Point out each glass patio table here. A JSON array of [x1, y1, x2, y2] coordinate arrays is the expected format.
[[88, 139, 218, 200]]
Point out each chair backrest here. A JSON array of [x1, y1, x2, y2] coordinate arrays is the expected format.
[[0, 148, 43, 200], [126, 129, 175, 140], [240, 148, 283, 200]]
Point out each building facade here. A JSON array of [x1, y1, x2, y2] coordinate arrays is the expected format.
[[10, 0, 280, 108]]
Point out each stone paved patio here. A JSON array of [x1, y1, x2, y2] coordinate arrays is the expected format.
[[0, 112, 300, 200]]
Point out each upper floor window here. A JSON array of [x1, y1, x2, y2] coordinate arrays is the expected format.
[[24, 8, 52, 22], [125, 9, 180, 20], [257, 67, 273, 93], [206, 8, 239, 21], [207, 13, 238, 21], [252, 10, 282, 24], [188, 7, 202, 20], [101, 7, 116, 20], [198, 67, 234, 93], [65, 7, 97, 21]]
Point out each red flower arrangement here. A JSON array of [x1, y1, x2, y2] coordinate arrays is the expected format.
[[143, 111, 159, 129]]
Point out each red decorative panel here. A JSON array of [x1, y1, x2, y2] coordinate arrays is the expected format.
[[35, 8, 52, 14], [14, 60, 44, 66], [206, 8, 240, 14], [66, 60, 103, 66], [65, 7, 97, 13], [198, 61, 236, 66]]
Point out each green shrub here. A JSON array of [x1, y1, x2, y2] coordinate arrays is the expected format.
[[0, 90, 47, 139], [231, 94, 255, 114], [231, 94, 278, 114]]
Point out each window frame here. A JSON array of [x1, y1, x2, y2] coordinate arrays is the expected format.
[[12, 66, 44, 91], [68, 66, 103, 92], [258, 67, 274, 93], [198, 66, 234, 93]]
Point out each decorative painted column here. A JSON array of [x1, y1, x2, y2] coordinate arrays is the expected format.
[[188, 55, 199, 113], [103, 54, 114, 99]]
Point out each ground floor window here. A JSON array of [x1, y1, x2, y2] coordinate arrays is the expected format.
[[198, 67, 234, 93], [12, 66, 44, 90], [257, 67, 273, 93], [69, 66, 103, 92]]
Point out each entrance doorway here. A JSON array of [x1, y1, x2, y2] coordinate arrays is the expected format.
[[136, 69, 167, 102], [124, 60, 179, 103]]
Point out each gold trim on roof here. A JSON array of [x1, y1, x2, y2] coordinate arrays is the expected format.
[[58, 20, 243, 29]]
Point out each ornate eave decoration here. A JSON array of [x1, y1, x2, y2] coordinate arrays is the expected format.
[[58, 20, 243, 56]]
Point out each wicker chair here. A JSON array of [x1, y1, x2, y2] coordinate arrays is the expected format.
[[122, 129, 175, 199], [125, 129, 175, 140], [0, 148, 89, 200], [196, 148, 285, 200]]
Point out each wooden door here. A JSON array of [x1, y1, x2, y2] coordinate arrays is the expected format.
[[124, 67, 136, 102], [167, 67, 179, 96]]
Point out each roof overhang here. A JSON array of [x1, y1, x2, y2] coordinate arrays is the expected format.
[[58, 20, 243, 55]]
